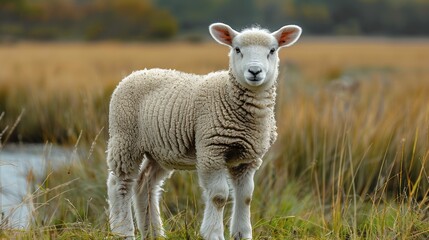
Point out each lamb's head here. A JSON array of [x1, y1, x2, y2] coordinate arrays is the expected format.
[[209, 23, 301, 90]]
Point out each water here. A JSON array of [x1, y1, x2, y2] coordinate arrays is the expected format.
[[0, 144, 78, 229]]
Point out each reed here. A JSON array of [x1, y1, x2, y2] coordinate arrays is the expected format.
[[1, 39, 428, 239]]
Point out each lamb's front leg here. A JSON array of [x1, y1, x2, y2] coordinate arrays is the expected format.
[[228, 160, 261, 240], [198, 168, 229, 240]]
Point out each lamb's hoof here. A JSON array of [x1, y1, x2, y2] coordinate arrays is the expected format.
[[232, 232, 252, 240], [204, 235, 224, 240], [201, 231, 225, 240], [105, 235, 135, 240]]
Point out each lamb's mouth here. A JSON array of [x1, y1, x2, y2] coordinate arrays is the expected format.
[[245, 77, 264, 86], [246, 74, 263, 80]]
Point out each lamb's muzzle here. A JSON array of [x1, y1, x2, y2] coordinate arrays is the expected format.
[[106, 22, 302, 240], [245, 65, 265, 84]]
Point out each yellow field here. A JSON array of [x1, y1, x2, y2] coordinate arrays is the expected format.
[[1, 39, 428, 153], [1, 39, 428, 89], [1, 39, 429, 238]]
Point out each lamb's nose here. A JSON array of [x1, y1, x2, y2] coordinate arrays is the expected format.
[[248, 67, 262, 77]]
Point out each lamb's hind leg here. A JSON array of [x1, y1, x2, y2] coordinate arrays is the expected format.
[[107, 136, 142, 239], [228, 160, 261, 240], [133, 156, 172, 238]]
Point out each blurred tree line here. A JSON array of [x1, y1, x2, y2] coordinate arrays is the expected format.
[[0, 0, 428, 41], [155, 0, 428, 36], [0, 0, 177, 41]]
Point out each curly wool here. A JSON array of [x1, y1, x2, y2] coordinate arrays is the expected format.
[[235, 27, 274, 47], [107, 67, 277, 175]]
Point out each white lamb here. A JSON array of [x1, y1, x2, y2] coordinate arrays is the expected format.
[[106, 22, 302, 239]]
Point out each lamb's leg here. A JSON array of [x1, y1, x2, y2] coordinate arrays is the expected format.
[[133, 157, 172, 238], [107, 136, 142, 239], [228, 161, 260, 240], [198, 168, 229, 240], [107, 173, 136, 238]]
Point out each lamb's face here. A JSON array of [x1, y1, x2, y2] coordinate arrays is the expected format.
[[230, 33, 278, 88], [209, 23, 302, 90]]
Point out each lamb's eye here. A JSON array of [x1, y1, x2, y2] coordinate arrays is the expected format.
[[269, 48, 276, 54], [235, 47, 241, 54]]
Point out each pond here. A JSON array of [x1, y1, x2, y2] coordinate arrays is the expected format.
[[0, 144, 78, 229]]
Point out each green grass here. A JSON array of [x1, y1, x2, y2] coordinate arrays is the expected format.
[[1, 41, 429, 239]]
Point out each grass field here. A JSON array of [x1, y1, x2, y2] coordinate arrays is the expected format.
[[1, 39, 429, 239]]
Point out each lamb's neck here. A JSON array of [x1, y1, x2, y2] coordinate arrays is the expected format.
[[226, 70, 276, 119]]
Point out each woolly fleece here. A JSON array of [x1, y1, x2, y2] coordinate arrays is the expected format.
[[107, 68, 276, 175]]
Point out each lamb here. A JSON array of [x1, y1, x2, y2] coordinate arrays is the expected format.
[[106, 22, 302, 239]]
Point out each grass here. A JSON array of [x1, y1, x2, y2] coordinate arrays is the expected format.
[[1, 38, 429, 239]]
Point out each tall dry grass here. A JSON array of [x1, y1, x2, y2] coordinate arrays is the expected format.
[[1, 39, 429, 238]]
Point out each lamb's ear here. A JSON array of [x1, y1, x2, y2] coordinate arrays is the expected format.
[[272, 25, 302, 48], [209, 23, 238, 47]]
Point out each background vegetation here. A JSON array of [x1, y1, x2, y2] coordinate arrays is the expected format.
[[155, 0, 429, 36], [1, 40, 429, 238], [1, 0, 428, 42], [0, 0, 178, 41]]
